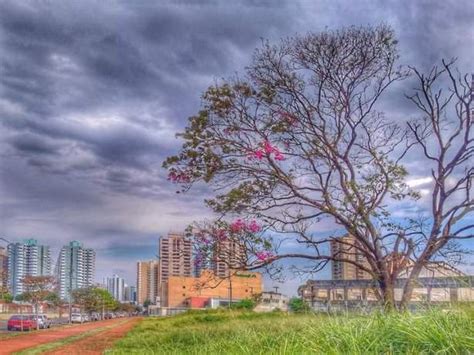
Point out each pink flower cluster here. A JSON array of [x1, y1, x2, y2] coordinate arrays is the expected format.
[[229, 219, 261, 233], [248, 140, 285, 161], [168, 170, 191, 183], [255, 250, 274, 261]]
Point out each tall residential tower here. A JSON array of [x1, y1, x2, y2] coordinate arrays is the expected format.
[[159, 233, 192, 282], [56, 241, 95, 300], [7, 239, 51, 297], [136, 260, 160, 305]]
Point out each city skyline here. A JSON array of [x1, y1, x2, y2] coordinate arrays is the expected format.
[[1, 1, 473, 296]]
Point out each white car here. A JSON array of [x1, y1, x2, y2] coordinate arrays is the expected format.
[[35, 314, 51, 329], [71, 313, 86, 323]]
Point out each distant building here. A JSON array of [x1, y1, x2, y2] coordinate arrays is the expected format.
[[106, 274, 125, 302], [136, 260, 160, 305], [299, 262, 473, 307], [159, 233, 192, 282], [7, 239, 51, 297], [124, 285, 137, 303], [161, 269, 262, 308], [254, 291, 289, 312], [330, 235, 371, 280], [56, 241, 95, 300], [0, 247, 8, 292], [212, 240, 246, 278]]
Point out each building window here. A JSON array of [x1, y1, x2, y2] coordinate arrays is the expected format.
[[182, 286, 186, 289]]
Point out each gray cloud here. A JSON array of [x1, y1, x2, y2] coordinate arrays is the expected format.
[[0, 0, 473, 292]]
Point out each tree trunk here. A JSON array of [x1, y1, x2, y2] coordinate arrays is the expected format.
[[399, 262, 424, 311], [378, 277, 396, 312]]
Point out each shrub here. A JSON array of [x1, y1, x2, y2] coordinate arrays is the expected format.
[[288, 297, 310, 313]]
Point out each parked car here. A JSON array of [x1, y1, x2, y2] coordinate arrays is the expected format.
[[90, 312, 100, 321], [34, 314, 52, 329], [7, 315, 38, 331], [104, 312, 114, 319], [71, 313, 86, 323]]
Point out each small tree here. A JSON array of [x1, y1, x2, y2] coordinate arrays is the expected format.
[[72, 287, 116, 319], [22, 276, 55, 329], [45, 292, 64, 318]]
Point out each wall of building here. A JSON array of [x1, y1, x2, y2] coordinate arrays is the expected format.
[[163, 270, 262, 308]]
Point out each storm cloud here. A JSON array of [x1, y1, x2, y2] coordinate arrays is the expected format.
[[1, 0, 473, 291]]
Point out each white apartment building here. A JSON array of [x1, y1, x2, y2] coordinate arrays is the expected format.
[[7, 239, 51, 297], [56, 241, 95, 300]]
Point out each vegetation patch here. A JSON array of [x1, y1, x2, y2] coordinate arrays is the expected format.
[[110, 307, 474, 354]]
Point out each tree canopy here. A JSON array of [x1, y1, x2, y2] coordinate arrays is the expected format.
[[165, 25, 473, 310]]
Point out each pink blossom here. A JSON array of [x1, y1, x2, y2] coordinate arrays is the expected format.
[[253, 150, 265, 160], [274, 152, 285, 161], [168, 170, 191, 183], [230, 219, 246, 233], [247, 220, 261, 233], [263, 140, 275, 154], [255, 251, 273, 261]]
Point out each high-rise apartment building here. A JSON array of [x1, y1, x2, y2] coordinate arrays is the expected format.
[[7, 239, 51, 297], [124, 285, 137, 303], [106, 274, 125, 302], [136, 260, 160, 305], [0, 247, 8, 292], [159, 233, 192, 282], [330, 235, 371, 280], [212, 240, 246, 278], [56, 241, 95, 300]]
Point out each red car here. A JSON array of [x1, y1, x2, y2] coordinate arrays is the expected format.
[[7, 315, 38, 331]]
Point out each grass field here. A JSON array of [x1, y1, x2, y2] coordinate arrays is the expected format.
[[110, 307, 474, 354]]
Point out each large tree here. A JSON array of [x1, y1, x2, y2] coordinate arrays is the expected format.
[[164, 25, 473, 310]]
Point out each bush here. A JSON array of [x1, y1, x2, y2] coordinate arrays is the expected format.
[[231, 298, 255, 310], [288, 297, 310, 313]]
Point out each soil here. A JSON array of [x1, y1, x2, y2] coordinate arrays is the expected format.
[[0, 318, 138, 354], [45, 317, 141, 355]]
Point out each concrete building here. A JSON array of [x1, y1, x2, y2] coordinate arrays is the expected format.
[[299, 263, 473, 308], [56, 241, 95, 301], [106, 274, 125, 302], [212, 240, 246, 278], [0, 247, 8, 292], [136, 260, 160, 305], [254, 291, 289, 312], [159, 233, 192, 282], [161, 269, 262, 308], [7, 239, 51, 297], [331, 235, 371, 280], [124, 285, 137, 303]]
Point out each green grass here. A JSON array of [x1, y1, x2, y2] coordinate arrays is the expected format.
[[109, 308, 474, 354]]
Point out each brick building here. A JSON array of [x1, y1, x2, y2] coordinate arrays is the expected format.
[[161, 270, 262, 308]]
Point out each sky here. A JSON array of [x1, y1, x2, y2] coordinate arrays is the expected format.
[[0, 0, 473, 295]]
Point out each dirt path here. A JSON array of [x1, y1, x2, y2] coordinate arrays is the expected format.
[[0, 318, 132, 354], [44, 317, 140, 355]]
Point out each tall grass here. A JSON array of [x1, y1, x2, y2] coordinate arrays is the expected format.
[[109, 307, 474, 354]]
